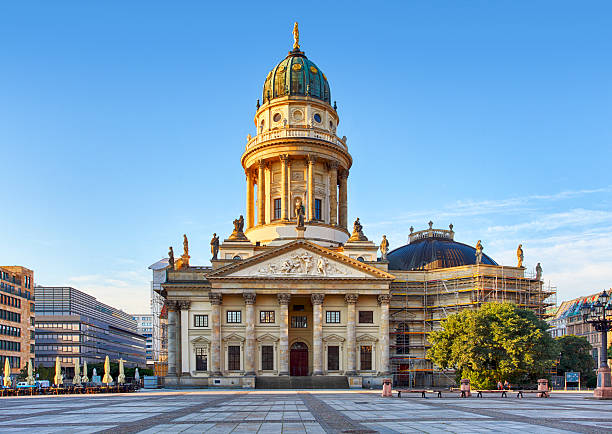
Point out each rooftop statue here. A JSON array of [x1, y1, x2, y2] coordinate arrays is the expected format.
[[168, 246, 175, 269], [475, 240, 483, 265], [517, 244, 524, 268], [183, 234, 189, 257], [229, 215, 248, 240], [348, 217, 368, 242], [380, 235, 389, 260], [210, 233, 219, 260], [293, 22, 300, 50], [536, 262, 543, 280], [295, 198, 305, 228]]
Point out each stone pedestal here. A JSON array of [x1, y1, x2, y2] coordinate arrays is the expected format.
[[594, 366, 612, 399]]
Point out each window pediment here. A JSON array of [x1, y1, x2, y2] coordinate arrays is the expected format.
[[323, 334, 345, 342], [356, 333, 378, 343], [222, 332, 245, 342], [256, 333, 280, 342]]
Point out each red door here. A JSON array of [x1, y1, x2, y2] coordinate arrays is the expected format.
[[290, 342, 308, 376]]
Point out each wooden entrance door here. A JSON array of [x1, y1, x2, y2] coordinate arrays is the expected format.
[[290, 342, 308, 376]]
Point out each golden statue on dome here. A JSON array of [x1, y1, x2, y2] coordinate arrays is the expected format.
[[293, 22, 300, 50]]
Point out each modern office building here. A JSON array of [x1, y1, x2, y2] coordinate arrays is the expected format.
[[132, 313, 154, 365], [35, 286, 146, 369], [0, 266, 35, 375]]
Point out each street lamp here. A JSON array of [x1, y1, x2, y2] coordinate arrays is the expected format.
[[581, 289, 612, 399]]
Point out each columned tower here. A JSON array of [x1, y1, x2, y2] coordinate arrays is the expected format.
[[241, 25, 352, 247]]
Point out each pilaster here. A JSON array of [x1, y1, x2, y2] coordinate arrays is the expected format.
[[345, 294, 358, 375], [311, 293, 325, 375], [210, 293, 223, 376], [378, 294, 391, 375], [278, 293, 291, 375], [243, 292, 257, 376]]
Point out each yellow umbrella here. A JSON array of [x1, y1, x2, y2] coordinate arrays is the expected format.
[[26, 360, 36, 385], [3, 358, 11, 388], [53, 356, 63, 386], [73, 359, 81, 386], [82, 361, 89, 383], [102, 355, 113, 385], [117, 359, 125, 385]]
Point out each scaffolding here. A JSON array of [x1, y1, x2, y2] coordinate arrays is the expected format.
[[389, 265, 557, 387]]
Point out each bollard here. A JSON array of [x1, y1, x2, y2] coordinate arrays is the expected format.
[[381, 378, 392, 397], [460, 378, 471, 398], [537, 379, 549, 398]]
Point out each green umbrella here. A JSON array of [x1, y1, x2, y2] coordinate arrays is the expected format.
[[102, 356, 113, 385]]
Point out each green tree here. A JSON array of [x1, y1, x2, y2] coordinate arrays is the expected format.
[[556, 335, 595, 376], [428, 302, 558, 389]]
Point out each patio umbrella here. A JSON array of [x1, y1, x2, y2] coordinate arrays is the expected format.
[[82, 361, 89, 383], [73, 359, 81, 386], [134, 368, 140, 382], [117, 359, 125, 385], [26, 360, 36, 385], [53, 356, 63, 386], [3, 358, 11, 387], [102, 356, 113, 385]]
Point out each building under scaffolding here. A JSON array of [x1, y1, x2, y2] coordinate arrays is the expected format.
[[385, 225, 556, 387]]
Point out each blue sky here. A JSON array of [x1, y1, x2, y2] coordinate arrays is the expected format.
[[1, 1, 610, 313]]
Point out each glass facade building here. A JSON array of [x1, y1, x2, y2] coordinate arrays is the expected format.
[[34, 286, 146, 368]]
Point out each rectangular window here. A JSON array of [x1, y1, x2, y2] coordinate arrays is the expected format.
[[292, 304, 305, 311], [326, 311, 341, 324], [194, 314, 208, 327], [359, 311, 373, 324], [228, 345, 241, 371], [360, 345, 372, 370], [274, 198, 281, 219], [328, 345, 339, 371], [261, 345, 274, 370], [260, 311, 275, 323], [226, 311, 242, 323], [195, 348, 207, 371], [291, 315, 308, 328], [314, 199, 322, 220]]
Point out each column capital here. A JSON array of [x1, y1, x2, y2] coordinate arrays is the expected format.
[[311, 293, 325, 305], [243, 292, 257, 305], [167, 300, 180, 311], [258, 159, 266, 169], [209, 293, 223, 305], [327, 160, 339, 170], [279, 154, 290, 163], [339, 168, 349, 179], [378, 294, 391, 305], [277, 293, 291, 305], [178, 300, 191, 310], [345, 294, 359, 304], [307, 154, 317, 165]]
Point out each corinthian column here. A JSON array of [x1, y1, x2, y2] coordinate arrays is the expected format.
[[378, 294, 391, 375], [345, 294, 358, 375], [278, 293, 291, 375], [280, 155, 289, 220], [180, 301, 191, 375], [339, 169, 348, 229], [210, 293, 223, 376], [167, 301, 178, 376], [328, 162, 338, 225], [246, 171, 254, 229], [257, 161, 265, 225], [307, 155, 316, 221], [244, 292, 257, 375], [312, 293, 325, 375]]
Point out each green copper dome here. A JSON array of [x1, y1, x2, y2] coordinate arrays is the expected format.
[[262, 50, 331, 105]]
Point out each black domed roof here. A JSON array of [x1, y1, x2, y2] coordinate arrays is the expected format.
[[387, 227, 497, 271]]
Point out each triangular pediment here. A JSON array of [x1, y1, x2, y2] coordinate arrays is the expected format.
[[207, 240, 394, 280], [190, 336, 210, 345], [356, 333, 379, 342], [222, 333, 245, 342], [257, 333, 279, 342], [323, 333, 346, 343]]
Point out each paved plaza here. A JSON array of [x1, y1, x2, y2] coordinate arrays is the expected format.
[[0, 390, 612, 433]]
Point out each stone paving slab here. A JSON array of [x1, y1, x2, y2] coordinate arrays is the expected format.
[[0, 390, 611, 433]]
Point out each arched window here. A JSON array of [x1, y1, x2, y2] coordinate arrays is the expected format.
[[233, 255, 242, 260], [395, 323, 409, 355]]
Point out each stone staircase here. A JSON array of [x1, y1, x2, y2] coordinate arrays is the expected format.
[[255, 376, 349, 389]]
